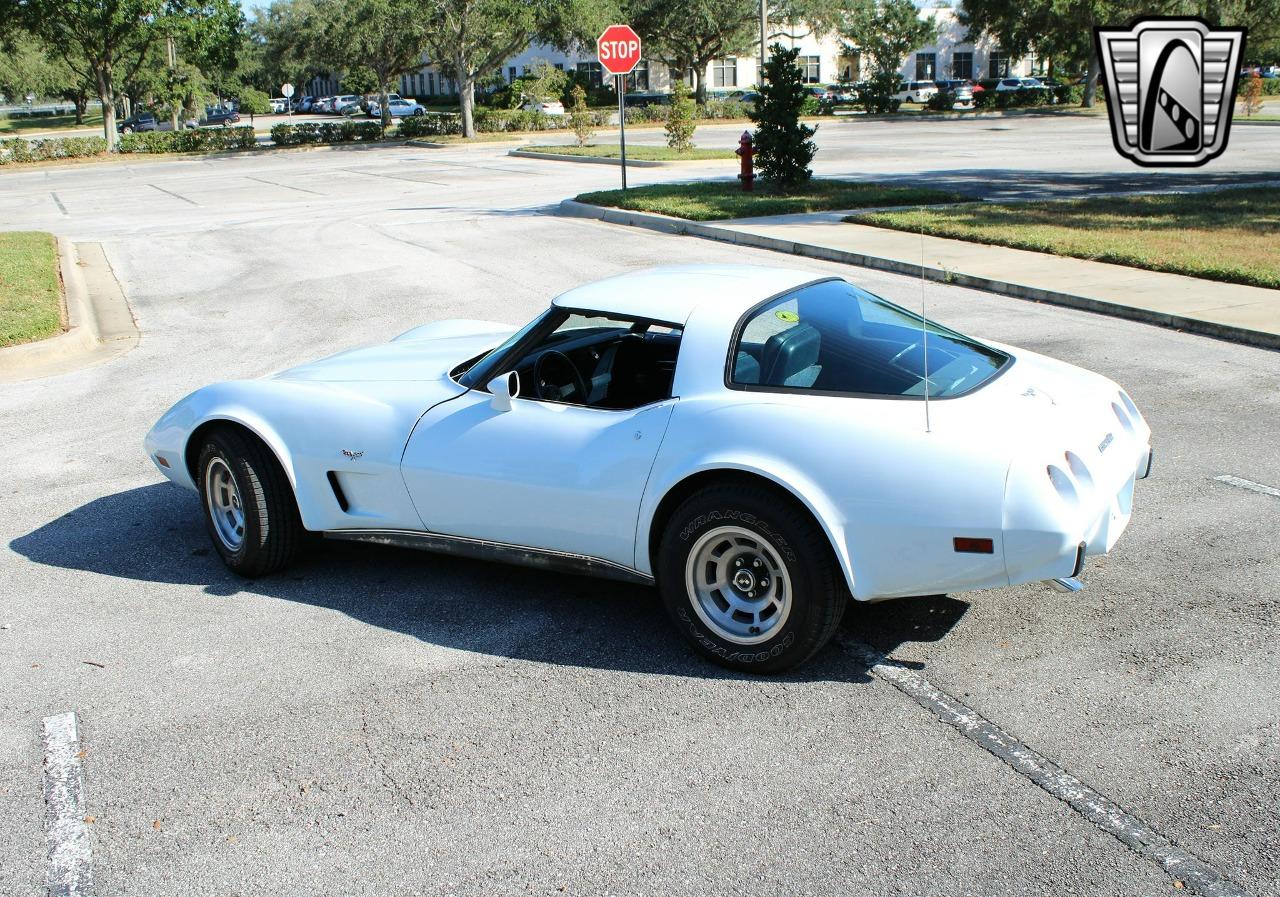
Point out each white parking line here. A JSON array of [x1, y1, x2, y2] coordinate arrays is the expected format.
[[842, 641, 1251, 897], [42, 712, 94, 897], [1213, 475, 1280, 498]]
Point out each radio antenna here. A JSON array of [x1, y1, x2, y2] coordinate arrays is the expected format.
[[919, 216, 932, 434]]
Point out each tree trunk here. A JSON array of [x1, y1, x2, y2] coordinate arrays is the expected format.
[[379, 80, 391, 134], [694, 66, 707, 106], [74, 94, 87, 125], [97, 67, 117, 151], [1083, 43, 1100, 108], [459, 66, 476, 138]]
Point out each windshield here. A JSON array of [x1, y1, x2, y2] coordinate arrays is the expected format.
[[456, 308, 554, 389]]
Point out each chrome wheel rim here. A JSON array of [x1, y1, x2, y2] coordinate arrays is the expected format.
[[204, 457, 245, 551], [684, 525, 792, 645]]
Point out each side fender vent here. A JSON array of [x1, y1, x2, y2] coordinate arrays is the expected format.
[[326, 471, 350, 512]]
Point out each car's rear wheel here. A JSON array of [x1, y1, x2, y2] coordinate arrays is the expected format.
[[196, 429, 303, 577], [121, 126, 134, 133], [657, 484, 847, 673]]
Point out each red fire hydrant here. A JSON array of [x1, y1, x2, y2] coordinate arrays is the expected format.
[[736, 130, 754, 192]]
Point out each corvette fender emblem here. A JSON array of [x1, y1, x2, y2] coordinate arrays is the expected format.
[[1098, 433, 1115, 454], [341, 449, 364, 460]]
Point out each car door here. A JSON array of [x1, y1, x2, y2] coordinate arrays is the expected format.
[[400, 392, 676, 569]]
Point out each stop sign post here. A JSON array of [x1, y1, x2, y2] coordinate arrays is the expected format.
[[597, 25, 642, 190], [281, 82, 295, 118]]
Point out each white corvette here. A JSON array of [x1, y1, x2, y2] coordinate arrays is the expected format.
[[146, 266, 1152, 671]]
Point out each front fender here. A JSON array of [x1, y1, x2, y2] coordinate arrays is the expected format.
[[144, 378, 430, 532], [145, 383, 300, 494]]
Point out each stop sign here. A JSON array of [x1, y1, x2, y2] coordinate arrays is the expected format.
[[597, 24, 642, 76]]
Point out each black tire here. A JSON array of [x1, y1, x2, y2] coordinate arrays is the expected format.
[[657, 484, 847, 673], [196, 428, 303, 577]]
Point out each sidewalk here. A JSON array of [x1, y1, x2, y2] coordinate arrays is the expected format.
[[559, 201, 1280, 350]]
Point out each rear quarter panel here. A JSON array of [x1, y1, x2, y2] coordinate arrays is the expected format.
[[638, 393, 1013, 600]]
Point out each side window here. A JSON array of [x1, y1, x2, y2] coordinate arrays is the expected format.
[[730, 281, 1009, 398], [495, 311, 683, 410]]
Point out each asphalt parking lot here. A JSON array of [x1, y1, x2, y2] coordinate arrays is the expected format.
[[1, 114, 1278, 896]]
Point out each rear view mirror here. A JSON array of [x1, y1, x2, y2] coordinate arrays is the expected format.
[[488, 371, 519, 412]]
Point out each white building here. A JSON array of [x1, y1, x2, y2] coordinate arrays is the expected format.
[[307, 5, 1032, 100]]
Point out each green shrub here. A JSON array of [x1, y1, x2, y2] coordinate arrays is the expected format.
[[269, 121, 384, 146], [858, 72, 901, 114], [569, 84, 594, 147], [471, 108, 609, 132], [700, 98, 750, 119], [925, 90, 955, 112], [800, 95, 822, 116], [395, 112, 462, 138], [0, 134, 106, 164], [624, 104, 668, 124], [1053, 84, 1084, 105], [1238, 76, 1280, 96], [665, 80, 696, 151], [749, 44, 817, 188], [117, 126, 256, 153]]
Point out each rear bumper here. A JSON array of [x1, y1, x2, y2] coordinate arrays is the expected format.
[[1003, 435, 1151, 587]]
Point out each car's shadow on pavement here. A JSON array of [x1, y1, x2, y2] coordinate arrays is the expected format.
[[11, 483, 969, 684]]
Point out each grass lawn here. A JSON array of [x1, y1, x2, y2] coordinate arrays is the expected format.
[[859, 187, 1280, 289], [0, 111, 104, 134], [0, 232, 63, 347], [576, 179, 969, 221], [524, 143, 736, 161]]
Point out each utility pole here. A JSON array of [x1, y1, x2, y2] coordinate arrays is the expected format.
[[166, 34, 179, 132], [759, 0, 768, 85]]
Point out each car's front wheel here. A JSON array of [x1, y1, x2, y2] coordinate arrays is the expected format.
[[657, 483, 847, 673], [196, 428, 303, 578], [121, 126, 134, 133]]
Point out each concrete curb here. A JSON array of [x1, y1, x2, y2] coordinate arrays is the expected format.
[[557, 199, 1280, 352], [0, 240, 140, 383], [510, 148, 734, 167]]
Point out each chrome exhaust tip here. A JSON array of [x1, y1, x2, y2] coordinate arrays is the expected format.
[[1050, 577, 1083, 593]]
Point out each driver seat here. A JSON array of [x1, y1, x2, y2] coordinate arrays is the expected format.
[[761, 323, 822, 388]]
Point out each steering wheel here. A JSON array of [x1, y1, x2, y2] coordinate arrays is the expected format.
[[533, 350, 588, 403]]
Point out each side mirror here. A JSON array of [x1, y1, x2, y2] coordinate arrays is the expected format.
[[487, 371, 519, 412]]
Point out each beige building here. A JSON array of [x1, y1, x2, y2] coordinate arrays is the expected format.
[[307, 4, 1033, 100]]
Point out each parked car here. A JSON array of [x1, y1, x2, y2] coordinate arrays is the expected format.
[[202, 105, 241, 127], [724, 90, 761, 106], [116, 111, 158, 133], [333, 95, 363, 115], [293, 95, 314, 112], [269, 97, 287, 114], [995, 77, 1048, 92], [145, 265, 1153, 674], [894, 80, 939, 103], [368, 97, 426, 118], [934, 79, 975, 109], [313, 96, 334, 114], [522, 99, 566, 115]]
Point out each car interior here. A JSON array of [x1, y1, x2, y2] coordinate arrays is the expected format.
[[732, 280, 1009, 398], [464, 312, 683, 411]]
